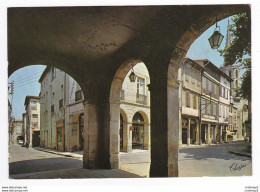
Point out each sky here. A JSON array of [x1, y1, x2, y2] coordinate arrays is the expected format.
[[8, 65, 46, 119], [8, 17, 232, 120]]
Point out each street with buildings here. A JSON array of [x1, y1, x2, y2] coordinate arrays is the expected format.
[[9, 141, 251, 179], [6, 6, 252, 179]]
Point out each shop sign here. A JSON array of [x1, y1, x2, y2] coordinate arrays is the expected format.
[[69, 103, 84, 115], [129, 126, 134, 131]]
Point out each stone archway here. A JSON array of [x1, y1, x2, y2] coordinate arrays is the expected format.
[[7, 5, 250, 176], [120, 108, 129, 152], [131, 111, 150, 150], [109, 59, 150, 168]]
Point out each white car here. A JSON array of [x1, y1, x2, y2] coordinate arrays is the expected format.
[[18, 140, 23, 145]]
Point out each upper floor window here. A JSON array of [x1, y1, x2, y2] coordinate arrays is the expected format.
[[51, 104, 54, 113], [51, 67, 56, 80], [75, 90, 82, 102], [186, 92, 190, 108], [206, 100, 211, 115], [59, 99, 64, 108], [201, 99, 206, 114], [213, 103, 216, 117], [202, 77, 206, 89], [219, 105, 222, 117], [137, 77, 145, 95], [185, 67, 189, 82], [208, 79, 211, 91], [32, 114, 38, 121], [30, 100, 37, 110], [193, 94, 197, 109]]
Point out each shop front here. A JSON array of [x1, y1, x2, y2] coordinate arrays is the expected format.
[[56, 120, 64, 151]]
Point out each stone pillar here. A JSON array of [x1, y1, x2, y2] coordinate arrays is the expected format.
[[109, 101, 121, 168], [224, 126, 228, 142], [187, 118, 191, 145], [179, 117, 182, 146], [149, 75, 179, 177], [144, 123, 150, 150], [219, 126, 223, 143], [83, 101, 110, 169], [206, 123, 211, 144], [123, 122, 132, 152], [213, 125, 217, 144], [195, 120, 199, 145]]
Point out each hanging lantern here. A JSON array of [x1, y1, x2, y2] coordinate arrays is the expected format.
[[208, 17, 224, 49], [128, 62, 137, 82]]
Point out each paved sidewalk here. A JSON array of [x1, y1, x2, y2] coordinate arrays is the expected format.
[[34, 147, 83, 159], [32, 147, 150, 178]]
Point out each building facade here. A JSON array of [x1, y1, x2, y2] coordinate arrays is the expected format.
[[220, 64, 249, 140], [39, 67, 85, 151], [24, 96, 40, 147], [11, 119, 23, 144], [178, 58, 203, 145], [39, 63, 151, 154], [179, 58, 233, 146], [119, 62, 150, 152]]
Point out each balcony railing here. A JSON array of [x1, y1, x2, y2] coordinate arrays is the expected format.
[[120, 89, 125, 100], [136, 93, 147, 105]]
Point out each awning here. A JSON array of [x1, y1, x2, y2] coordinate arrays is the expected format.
[[227, 131, 233, 136]]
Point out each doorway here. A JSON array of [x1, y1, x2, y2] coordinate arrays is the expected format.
[[79, 113, 84, 150], [132, 112, 144, 149]]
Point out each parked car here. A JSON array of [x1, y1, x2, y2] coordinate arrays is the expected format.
[[244, 136, 249, 143], [17, 136, 24, 145]]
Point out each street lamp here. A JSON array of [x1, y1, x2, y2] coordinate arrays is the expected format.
[[129, 62, 137, 82], [208, 17, 224, 49]]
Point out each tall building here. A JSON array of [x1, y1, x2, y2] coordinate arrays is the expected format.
[[178, 58, 203, 145], [39, 67, 84, 151], [24, 96, 40, 147], [179, 58, 232, 146]]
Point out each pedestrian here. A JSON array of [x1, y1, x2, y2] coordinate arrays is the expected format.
[[25, 141, 29, 148]]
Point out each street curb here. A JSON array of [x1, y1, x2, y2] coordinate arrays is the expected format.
[[33, 147, 82, 159], [229, 150, 251, 158]]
